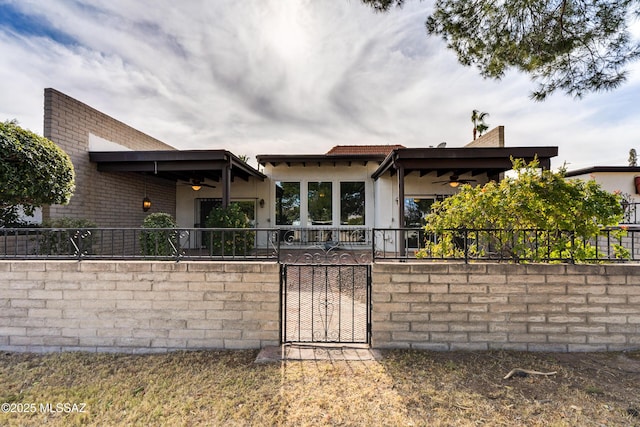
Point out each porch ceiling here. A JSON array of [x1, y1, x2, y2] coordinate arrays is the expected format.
[[371, 146, 559, 180], [89, 150, 266, 183]]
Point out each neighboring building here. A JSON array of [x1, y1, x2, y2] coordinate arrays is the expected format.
[[40, 88, 558, 243], [565, 166, 640, 224]]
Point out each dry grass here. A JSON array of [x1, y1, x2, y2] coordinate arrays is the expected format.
[[1, 349, 639, 426]]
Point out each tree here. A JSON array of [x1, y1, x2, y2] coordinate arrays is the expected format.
[[629, 148, 637, 166], [0, 120, 75, 222], [361, 0, 640, 100], [471, 110, 489, 140], [417, 159, 626, 261]]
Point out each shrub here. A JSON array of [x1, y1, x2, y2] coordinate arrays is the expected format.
[[37, 217, 97, 256], [139, 213, 178, 257], [204, 204, 254, 256], [416, 159, 624, 262]]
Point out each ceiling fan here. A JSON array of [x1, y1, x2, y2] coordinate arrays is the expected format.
[[180, 178, 215, 191], [433, 174, 477, 188]]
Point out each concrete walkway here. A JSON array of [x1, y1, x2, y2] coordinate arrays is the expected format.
[[255, 344, 382, 363]]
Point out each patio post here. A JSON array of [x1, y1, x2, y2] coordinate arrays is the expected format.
[[222, 160, 231, 208], [398, 164, 406, 258]]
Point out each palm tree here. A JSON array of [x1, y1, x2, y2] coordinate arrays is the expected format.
[[471, 110, 489, 140]]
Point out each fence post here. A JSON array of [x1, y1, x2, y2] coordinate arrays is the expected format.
[[77, 230, 83, 261], [371, 229, 376, 261], [463, 227, 469, 264], [175, 229, 181, 262], [277, 229, 282, 263], [569, 232, 575, 264]]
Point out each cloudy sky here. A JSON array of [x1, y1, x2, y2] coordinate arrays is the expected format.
[[1, 0, 639, 170]]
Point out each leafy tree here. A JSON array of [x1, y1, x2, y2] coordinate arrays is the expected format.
[[361, 0, 640, 100], [0, 120, 75, 221], [417, 159, 625, 262], [471, 110, 489, 140], [629, 148, 637, 166]]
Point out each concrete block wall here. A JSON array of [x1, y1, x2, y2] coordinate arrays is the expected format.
[[465, 126, 505, 148], [43, 88, 176, 227], [0, 261, 280, 353], [372, 263, 640, 351]]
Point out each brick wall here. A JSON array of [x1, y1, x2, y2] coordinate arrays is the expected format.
[[465, 126, 505, 147], [372, 263, 640, 351], [0, 261, 280, 353], [3, 260, 639, 353], [43, 88, 176, 227]]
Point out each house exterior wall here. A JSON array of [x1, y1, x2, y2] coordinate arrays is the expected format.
[[568, 172, 640, 203], [262, 163, 378, 228], [175, 178, 270, 229], [372, 262, 640, 352], [43, 88, 176, 227], [262, 164, 491, 230]]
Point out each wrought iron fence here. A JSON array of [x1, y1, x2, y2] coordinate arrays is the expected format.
[[3, 226, 640, 263], [277, 227, 371, 250], [373, 227, 640, 263], [0, 226, 372, 262], [0, 227, 281, 261], [622, 202, 640, 224]]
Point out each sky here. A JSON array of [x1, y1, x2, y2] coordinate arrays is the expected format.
[[1, 0, 640, 171]]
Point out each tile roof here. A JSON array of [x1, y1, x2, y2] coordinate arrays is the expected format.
[[325, 145, 405, 156]]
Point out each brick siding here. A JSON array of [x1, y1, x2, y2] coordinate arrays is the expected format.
[[465, 126, 505, 148], [43, 88, 176, 227]]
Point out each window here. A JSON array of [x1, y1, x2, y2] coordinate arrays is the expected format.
[[276, 182, 300, 225], [308, 182, 332, 225], [404, 196, 446, 227], [340, 182, 365, 225]]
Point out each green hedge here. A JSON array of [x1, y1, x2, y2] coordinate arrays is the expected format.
[[139, 213, 178, 257]]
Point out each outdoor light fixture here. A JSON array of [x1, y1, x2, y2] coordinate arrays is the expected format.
[[191, 184, 202, 191], [449, 181, 460, 188], [259, 198, 265, 208], [142, 196, 152, 212]]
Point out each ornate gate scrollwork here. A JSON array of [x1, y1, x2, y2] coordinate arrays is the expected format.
[[281, 264, 371, 344]]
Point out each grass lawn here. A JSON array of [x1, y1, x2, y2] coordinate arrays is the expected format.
[[1, 349, 639, 426]]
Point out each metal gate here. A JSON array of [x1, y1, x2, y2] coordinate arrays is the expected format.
[[281, 263, 371, 344]]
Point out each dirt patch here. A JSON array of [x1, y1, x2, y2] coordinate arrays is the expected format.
[[380, 350, 640, 426], [0, 349, 639, 426]]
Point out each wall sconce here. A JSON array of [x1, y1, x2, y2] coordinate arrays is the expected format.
[[259, 199, 265, 208], [142, 196, 152, 212]]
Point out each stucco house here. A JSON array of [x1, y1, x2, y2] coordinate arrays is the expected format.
[[41, 88, 558, 246], [565, 166, 640, 225]]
